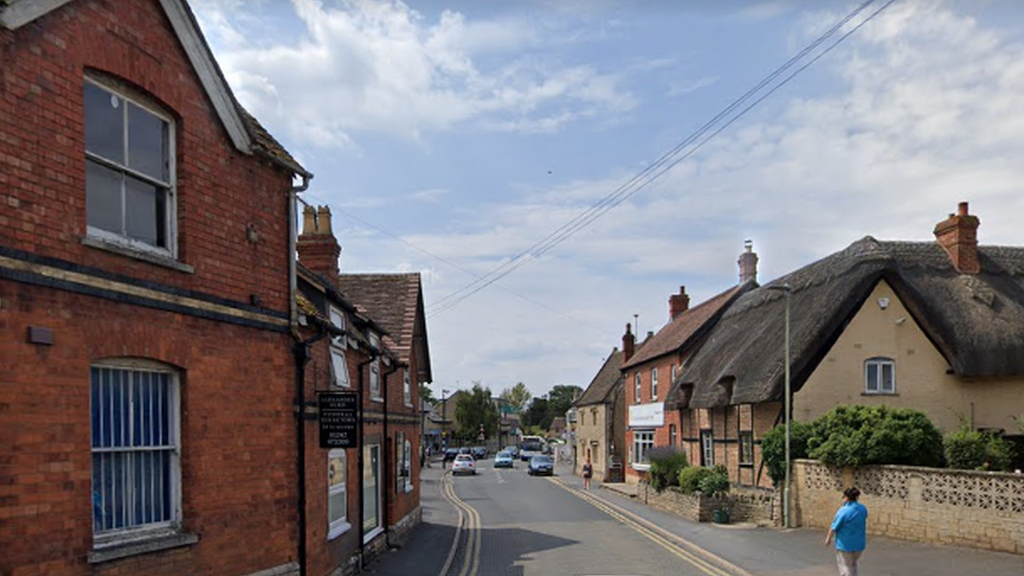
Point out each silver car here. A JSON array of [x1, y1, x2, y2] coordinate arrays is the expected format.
[[452, 454, 476, 475]]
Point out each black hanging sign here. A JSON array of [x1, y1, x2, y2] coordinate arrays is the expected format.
[[318, 392, 358, 448]]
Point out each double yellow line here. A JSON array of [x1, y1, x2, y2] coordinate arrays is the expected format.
[[547, 477, 752, 576], [440, 471, 482, 576]]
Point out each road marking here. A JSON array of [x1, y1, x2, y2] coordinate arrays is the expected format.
[[440, 471, 482, 576], [547, 477, 753, 576]]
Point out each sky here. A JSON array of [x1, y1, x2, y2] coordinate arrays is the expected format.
[[190, 0, 1024, 401]]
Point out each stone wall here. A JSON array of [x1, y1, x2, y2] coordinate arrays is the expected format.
[[636, 483, 778, 525], [793, 459, 1024, 554]]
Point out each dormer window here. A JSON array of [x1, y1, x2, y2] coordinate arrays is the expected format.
[[84, 79, 174, 256]]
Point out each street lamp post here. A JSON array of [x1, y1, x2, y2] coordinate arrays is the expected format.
[[768, 283, 792, 529], [441, 389, 450, 448]]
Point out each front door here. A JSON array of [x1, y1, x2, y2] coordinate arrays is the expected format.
[[363, 444, 381, 538]]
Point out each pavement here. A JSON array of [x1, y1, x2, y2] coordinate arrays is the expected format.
[[366, 458, 1024, 576]]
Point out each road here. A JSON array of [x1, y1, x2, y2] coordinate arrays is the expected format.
[[365, 458, 745, 576]]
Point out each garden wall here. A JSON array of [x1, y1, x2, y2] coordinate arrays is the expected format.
[[793, 459, 1024, 554], [636, 483, 779, 525]]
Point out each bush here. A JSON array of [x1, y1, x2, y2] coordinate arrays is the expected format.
[[647, 446, 689, 492], [698, 469, 730, 497], [762, 420, 814, 486], [678, 466, 715, 494], [808, 405, 944, 468], [944, 425, 1014, 471]]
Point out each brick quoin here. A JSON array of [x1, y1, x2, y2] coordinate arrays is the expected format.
[[1, 0, 303, 575]]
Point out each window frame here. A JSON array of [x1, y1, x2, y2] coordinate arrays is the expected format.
[[739, 431, 754, 466], [634, 373, 641, 404], [403, 368, 412, 407], [327, 449, 350, 539], [369, 333, 382, 401], [329, 306, 350, 388], [631, 429, 655, 470], [700, 429, 714, 467], [84, 77, 176, 258], [669, 424, 677, 448], [864, 357, 896, 395], [651, 367, 658, 399], [90, 360, 182, 548]]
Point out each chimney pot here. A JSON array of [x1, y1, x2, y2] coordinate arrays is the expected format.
[[738, 241, 759, 284], [297, 203, 342, 282], [934, 202, 980, 275], [622, 323, 636, 363], [669, 286, 690, 320]]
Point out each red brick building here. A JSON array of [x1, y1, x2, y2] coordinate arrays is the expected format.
[[295, 205, 429, 573], [1, 1, 311, 575], [621, 247, 756, 484], [335, 271, 431, 542]]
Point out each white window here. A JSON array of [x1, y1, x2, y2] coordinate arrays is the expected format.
[[328, 450, 349, 539], [739, 431, 754, 466], [404, 439, 414, 493], [329, 306, 350, 388], [669, 424, 677, 448], [700, 430, 714, 467], [403, 368, 411, 407], [671, 364, 677, 382], [90, 363, 180, 543], [632, 430, 654, 468], [634, 373, 641, 404], [84, 79, 174, 255], [651, 367, 659, 399], [369, 334, 381, 400], [865, 357, 895, 394]]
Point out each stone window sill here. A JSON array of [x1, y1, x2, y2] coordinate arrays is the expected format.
[[88, 532, 199, 564], [83, 236, 194, 274]]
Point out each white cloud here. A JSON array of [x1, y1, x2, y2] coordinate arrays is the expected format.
[[192, 0, 636, 147]]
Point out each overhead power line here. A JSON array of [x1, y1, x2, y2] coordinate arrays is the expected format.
[[427, 0, 896, 317]]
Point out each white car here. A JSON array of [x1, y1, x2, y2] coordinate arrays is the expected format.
[[452, 454, 476, 475]]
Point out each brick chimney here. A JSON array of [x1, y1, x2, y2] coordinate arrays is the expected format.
[[297, 205, 341, 280], [622, 323, 635, 363], [738, 240, 758, 284], [669, 286, 690, 320], [933, 202, 980, 275]]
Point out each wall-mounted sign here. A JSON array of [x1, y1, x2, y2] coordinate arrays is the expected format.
[[628, 402, 664, 427], [319, 392, 358, 448]]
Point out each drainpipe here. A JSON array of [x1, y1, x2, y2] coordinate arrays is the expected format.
[[293, 330, 324, 576], [287, 174, 312, 576]]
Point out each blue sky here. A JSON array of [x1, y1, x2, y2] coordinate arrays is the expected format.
[[192, 0, 1024, 400]]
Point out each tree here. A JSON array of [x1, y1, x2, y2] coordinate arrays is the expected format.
[[548, 384, 582, 416], [521, 397, 550, 430], [454, 383, 499, 442], [419, 383, 435, 405], [499, 382, 531, 413]]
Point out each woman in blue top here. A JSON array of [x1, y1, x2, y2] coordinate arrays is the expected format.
[[824, 486, 868, 576]]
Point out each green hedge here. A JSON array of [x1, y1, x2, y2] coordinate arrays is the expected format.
[[647, 446, 689, 492], [678, 466, 715, 494], [944, 425, 1013, 471], [761, 421, 813, 486]]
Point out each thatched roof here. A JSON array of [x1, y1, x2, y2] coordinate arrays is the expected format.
[[575, 348, 624, 407], [668, 237, 1024, 410]]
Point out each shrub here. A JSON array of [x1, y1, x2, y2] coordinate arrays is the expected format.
[[678, 466, 715, 494], [647, 446, 689, 492], [761, 420, 814, 486], [808, 405, 944, 468], [698, 469, 730, 497], [944, 425, 1014, 471]]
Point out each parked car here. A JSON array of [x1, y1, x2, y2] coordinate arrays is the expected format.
[[471, 446, 488, 460], [452, 454, 476, 476], [459, 447, 472, 455], [494, 451, 515, 468], [527, 454, 554, 476], [443, 448, 459, 462]]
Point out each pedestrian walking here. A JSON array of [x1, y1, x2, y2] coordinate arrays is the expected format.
[[582, 458, 593, 490], [824, 486, 868, 576]]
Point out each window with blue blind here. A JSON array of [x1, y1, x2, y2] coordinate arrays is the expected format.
[[90, 365, 179, 538]]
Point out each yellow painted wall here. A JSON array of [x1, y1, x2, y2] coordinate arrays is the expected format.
[[795, 280, 1024, 432]]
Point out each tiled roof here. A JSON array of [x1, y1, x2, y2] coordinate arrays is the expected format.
[[623, 283, 753, 369], [575, 348, 624, 407], [335, 273, 423, 364]]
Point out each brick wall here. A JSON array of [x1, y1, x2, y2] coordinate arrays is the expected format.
[[793, 460, 1024, 554]]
